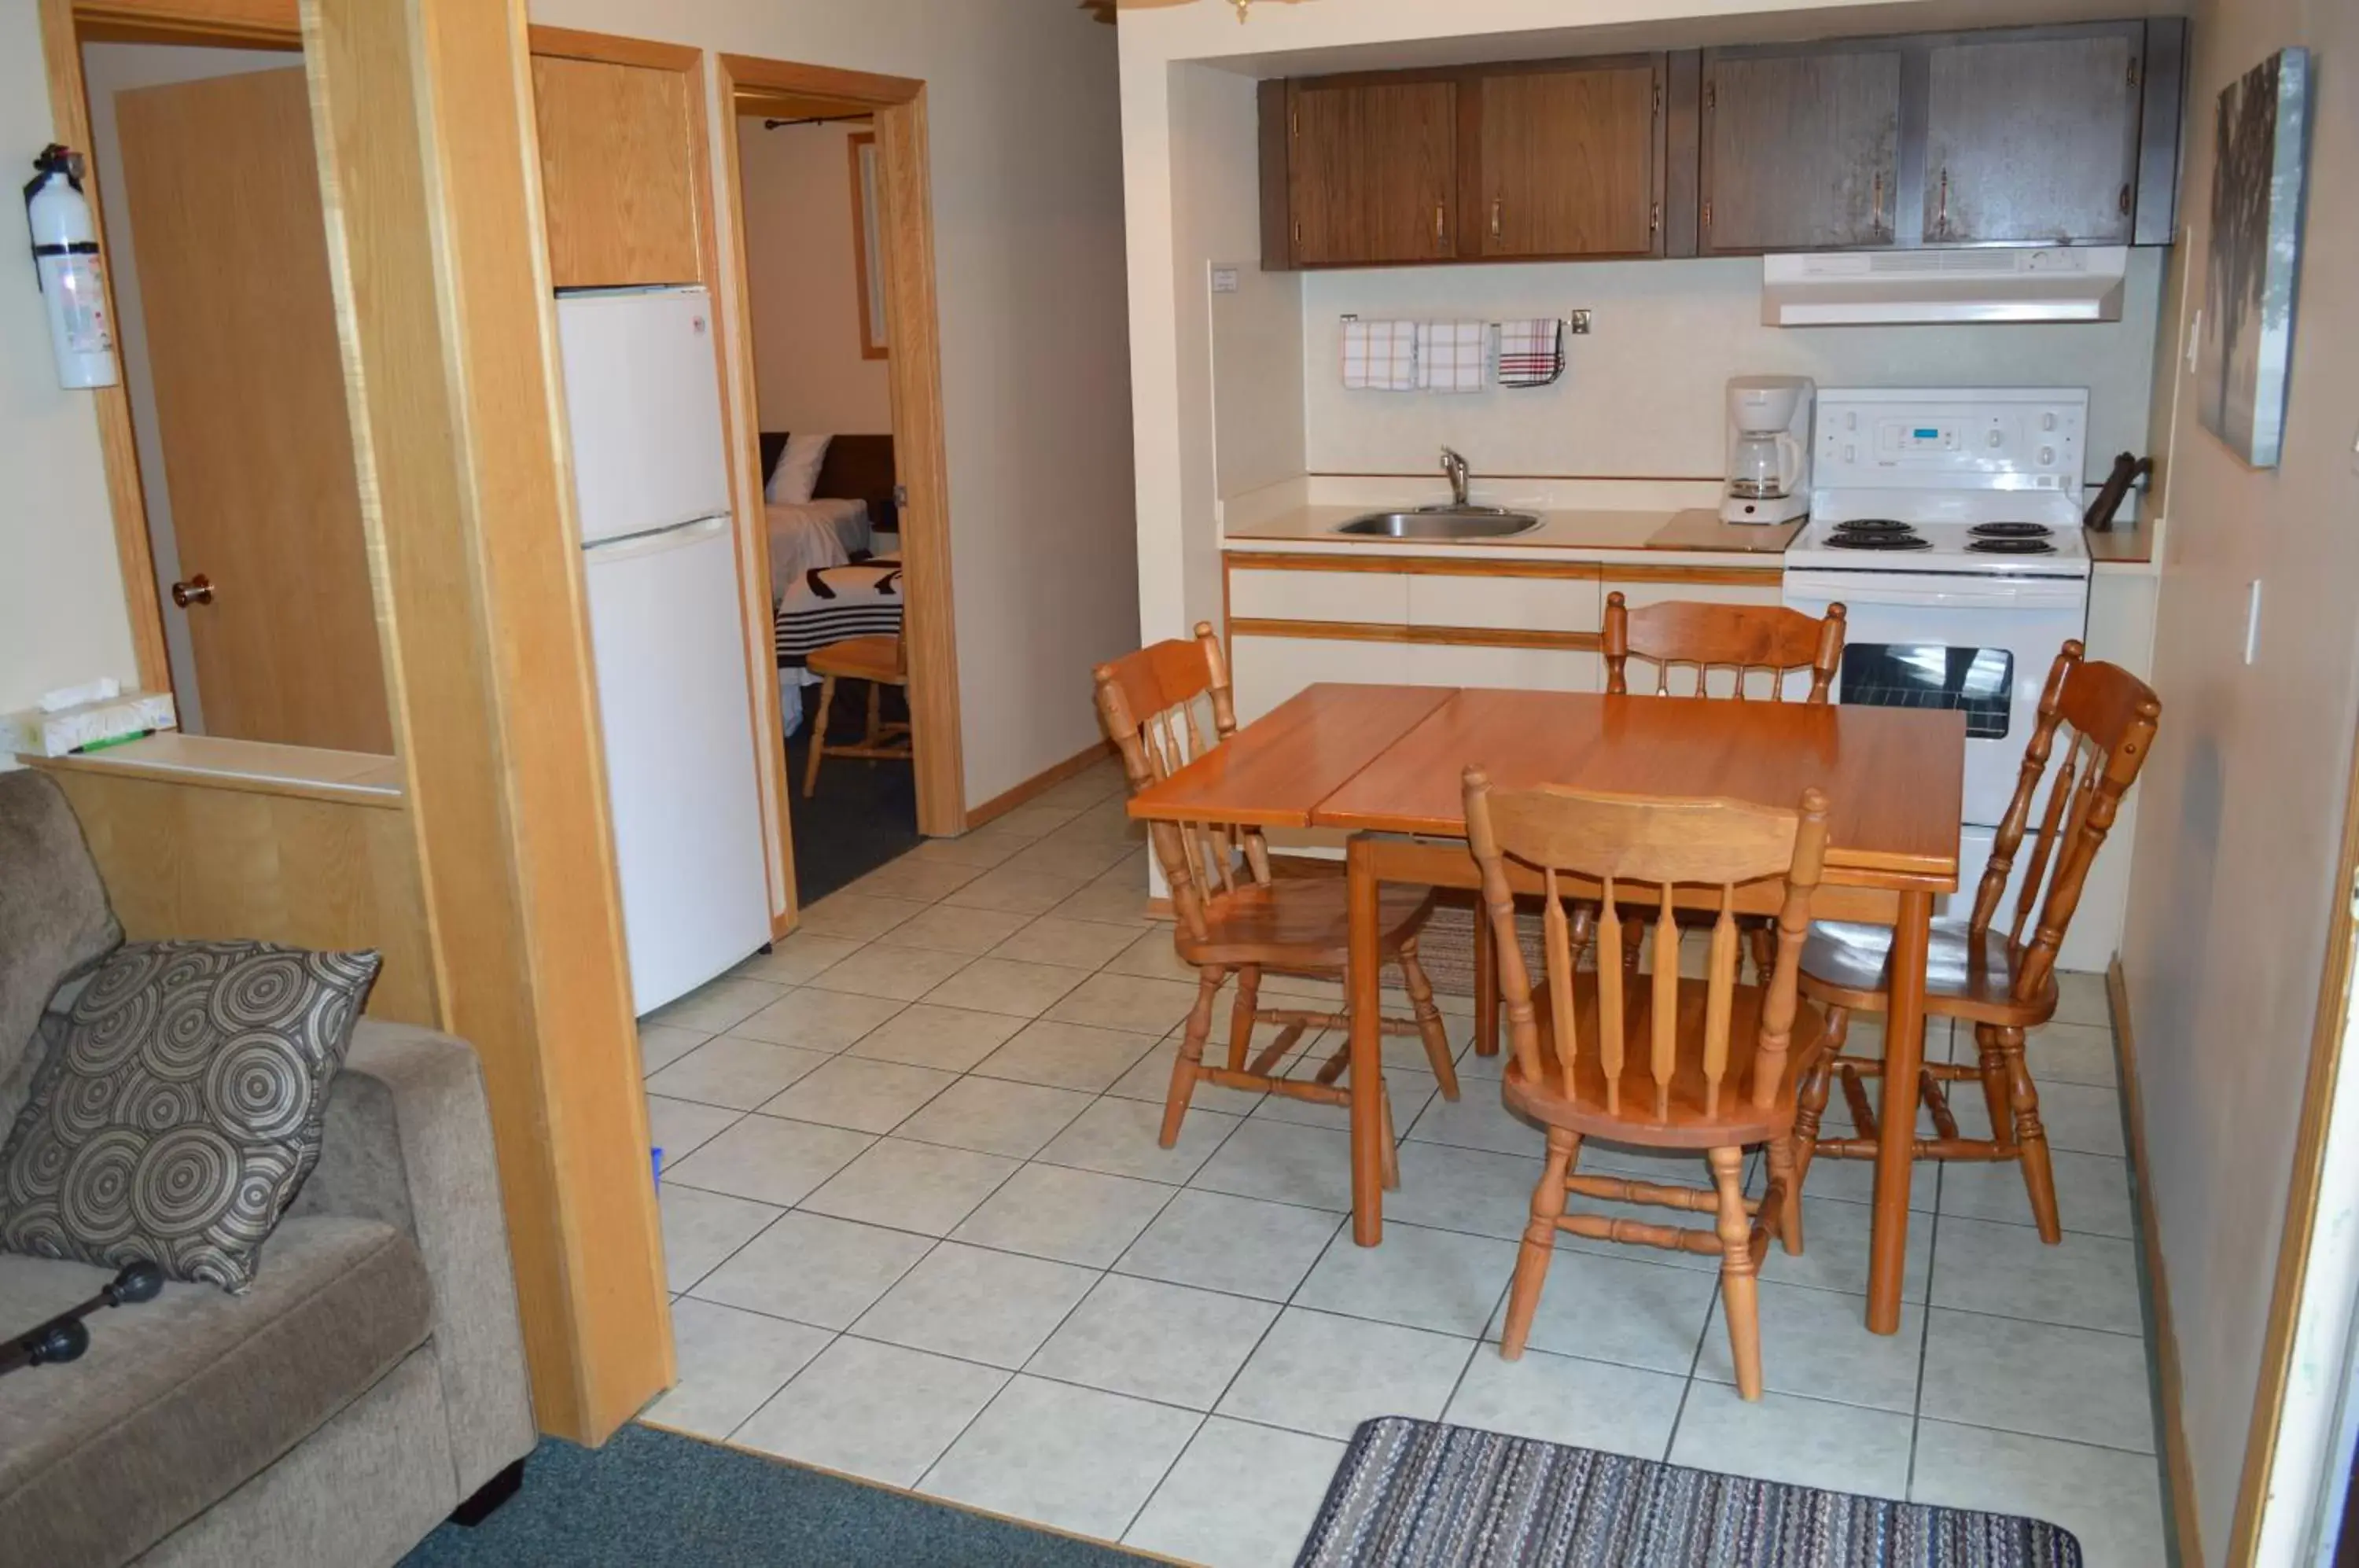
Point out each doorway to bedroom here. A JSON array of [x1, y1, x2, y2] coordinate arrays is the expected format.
[[737, 101, 910, 898]]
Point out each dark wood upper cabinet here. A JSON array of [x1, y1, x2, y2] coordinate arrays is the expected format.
[[1474, 61, 1664, 259], [1699, 46, 1901, 253], [1923, 25, 2146, 244], [1257, 17, 2184, 270], [1286, 78, 1458, 266]]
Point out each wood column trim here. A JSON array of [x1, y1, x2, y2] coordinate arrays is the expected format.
[[304, 0, 670, 1442]]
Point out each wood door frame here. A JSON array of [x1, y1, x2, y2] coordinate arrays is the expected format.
[[718, 51, 966, 841], [524, 27, 804, 938]]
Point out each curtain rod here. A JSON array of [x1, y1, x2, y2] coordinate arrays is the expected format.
[[762, 115, 870, 129]]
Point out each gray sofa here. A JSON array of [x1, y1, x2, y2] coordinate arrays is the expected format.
[[0, 771, 535, 1566]]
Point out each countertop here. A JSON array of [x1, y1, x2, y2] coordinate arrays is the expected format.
[[1223, 506, 1789, 563], [27, 734, 405, 806], [2084, 521, 2156, 565]]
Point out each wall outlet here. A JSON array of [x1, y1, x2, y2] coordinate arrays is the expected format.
[[1210, 267, 1240, 295]]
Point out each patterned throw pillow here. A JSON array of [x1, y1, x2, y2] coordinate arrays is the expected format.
[[0, 940, 380, 1291]]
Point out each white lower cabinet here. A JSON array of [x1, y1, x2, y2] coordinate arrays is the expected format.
[[1229, 634, 1411, 724], [1405, 640, 1601, 694]]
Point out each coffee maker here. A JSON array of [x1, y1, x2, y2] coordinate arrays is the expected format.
[[1720, 375, 1814, 525]]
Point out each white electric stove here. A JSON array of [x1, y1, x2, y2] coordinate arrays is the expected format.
[[1783, 388, 2093, 918]]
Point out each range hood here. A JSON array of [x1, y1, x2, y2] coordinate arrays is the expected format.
[[1761, 246, 2129, 326]]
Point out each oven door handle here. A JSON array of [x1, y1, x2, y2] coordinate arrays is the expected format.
[[1783, 570, 2089, 611]]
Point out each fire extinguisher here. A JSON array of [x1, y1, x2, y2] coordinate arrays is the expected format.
[[23, 143, 119, 390]]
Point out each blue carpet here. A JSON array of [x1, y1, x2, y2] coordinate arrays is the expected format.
[[401, 1423, 1146, 1567]]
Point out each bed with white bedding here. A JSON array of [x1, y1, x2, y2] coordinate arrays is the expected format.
[[764, 496, 871, 598]]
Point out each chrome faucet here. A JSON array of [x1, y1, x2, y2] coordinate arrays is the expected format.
[[1440, 446, 1470, 509]]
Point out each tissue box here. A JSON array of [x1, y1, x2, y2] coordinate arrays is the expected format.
[[1, 690, 178, 758]]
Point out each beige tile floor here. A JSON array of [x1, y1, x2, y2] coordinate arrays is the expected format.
[[634, 755, 2169, 1567]]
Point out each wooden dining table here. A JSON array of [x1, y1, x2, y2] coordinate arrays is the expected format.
[[1127, 682, 1964, 1336]]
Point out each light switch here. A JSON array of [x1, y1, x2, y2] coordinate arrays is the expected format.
[[1210, 267, 1240, 294]]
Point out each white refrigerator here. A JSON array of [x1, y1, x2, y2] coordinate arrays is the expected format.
[[556, 285, 770, 1014]]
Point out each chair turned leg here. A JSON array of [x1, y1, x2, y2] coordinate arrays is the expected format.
[[863, 679, 884, 746], [1765, 1134, 1805, 1256], [1790, 1007, 1844, 1198], [1709, 1146, 1764, 1400], [1500, 1128, 1576, 1360], [801, 675, 838, 797], [1973, 1023, 2012, 1144], [1161, 967, 1225, 1148], [1472, 911, 1500, 1059], [1227, 966, 1260, 1073], [1378, 1080, 1400, 1191], [1746, 922, 1776, 986], [1997, 1026, 2063, 1242], [1397, 940, 1461, 1102]]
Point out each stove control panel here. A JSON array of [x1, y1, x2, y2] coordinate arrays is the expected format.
[[1812, 388, 2086, 492]]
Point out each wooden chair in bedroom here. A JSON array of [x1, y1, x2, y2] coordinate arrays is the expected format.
[[803, 635, 911, 797], [1463, 769, 1831, 1399], [1091, 623, 1461, 1157], [1791, 640, 2160, 1243]]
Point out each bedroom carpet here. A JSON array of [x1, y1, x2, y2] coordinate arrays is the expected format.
[[786, 682, 919, 902]]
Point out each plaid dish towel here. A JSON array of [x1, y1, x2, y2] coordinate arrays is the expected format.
[[1416, 321, 1489, 392], [1341, 319, 1418, 390], [1497, 318, 1564, 388]]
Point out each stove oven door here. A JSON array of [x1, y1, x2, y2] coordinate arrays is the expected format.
[[1783, 569, 2089, 835]]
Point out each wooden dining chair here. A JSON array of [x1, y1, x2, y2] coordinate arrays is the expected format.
[[1791, 640, 2160, 1243], [1603, 592, 1846, 701], [1092, 623, 1460, 1157], [803, 635, 911, 797], [1464, 771, 1831, 1399]]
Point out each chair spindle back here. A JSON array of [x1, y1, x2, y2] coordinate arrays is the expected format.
[[1464, 775, 1831, 1123], [1092, 622, 1269, 943], [1603, 594, 1847, 702], [1967, 640, 2161, 1001]]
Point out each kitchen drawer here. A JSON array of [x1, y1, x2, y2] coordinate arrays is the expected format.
[[1406, 571, 1600, 633], [1228, 568, 1409, 624], [1408, 640, 1602, 694], [1600, 572, 1783, 612], [1228, 633, 1413, 725]]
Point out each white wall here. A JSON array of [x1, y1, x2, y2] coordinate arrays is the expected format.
[[734, 116, 894, 437], [1294, 254, 2163, 485], [1, 11, 137, 734], [80, 42, 300, 737], [2119, 0, 2359, 1553]]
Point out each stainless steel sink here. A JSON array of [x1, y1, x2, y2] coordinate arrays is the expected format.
[[1334, 508, 1542, 539]]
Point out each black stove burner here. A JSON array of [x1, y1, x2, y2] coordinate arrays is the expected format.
[[1824, 532, 1934, 552], [1967, 537, 2059, 555], [1831, 517, 1914, 535], [1969, 521, 2057, 539]]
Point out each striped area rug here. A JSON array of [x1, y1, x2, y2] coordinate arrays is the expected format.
[[1297, 1418, 2081, 1568]]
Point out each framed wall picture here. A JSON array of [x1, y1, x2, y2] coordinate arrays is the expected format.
[[848, 131, 889, 360], [2196, 47, 2311, 469]]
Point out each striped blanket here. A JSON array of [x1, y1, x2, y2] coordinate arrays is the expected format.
[[774, 559, 904, 675]]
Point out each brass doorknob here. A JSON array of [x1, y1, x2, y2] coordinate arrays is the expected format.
[[171, 574, 213, 608]]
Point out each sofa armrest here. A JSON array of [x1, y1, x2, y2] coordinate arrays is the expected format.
[[288, 1020, 535, 1492]]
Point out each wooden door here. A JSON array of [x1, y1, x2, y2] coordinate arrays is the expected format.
[[1701, 46, 1901, 252], [1477, 62, 1661, 259], [1923, 28, 2144, 244], [1288, 79, 1457, 266], [532, 55, 701, 287], [115, 69, 392, 754]]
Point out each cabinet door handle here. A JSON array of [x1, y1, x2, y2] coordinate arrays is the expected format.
[[1935, 168, 1951, 238], [2118, 182, 2133, 216], [1434, 201, 1447, 251], [171, 573, 214, 609], [1872, 170, 1885, 234], [1489, 197, 1502, 242]]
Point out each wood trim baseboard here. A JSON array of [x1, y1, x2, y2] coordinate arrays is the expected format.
[[1227, 552, 1603, 580], [2112, 957, 2207, 1568], [966, 738, 1113, 830], [1229, 618, 1603, 653]]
